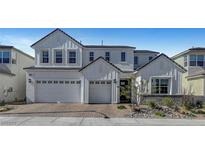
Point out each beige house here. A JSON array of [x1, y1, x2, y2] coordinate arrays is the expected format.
[[0, 45, 34, 103], [172, 47, 205, 98]]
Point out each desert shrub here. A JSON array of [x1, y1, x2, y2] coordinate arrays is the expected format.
[[155, 111, 166, 117], [117, 105, 127, 110], [146, 101, 157, 109], [195, 100, 203, 109], [161, 97, 175, 108], [0, 100, 5, 106]]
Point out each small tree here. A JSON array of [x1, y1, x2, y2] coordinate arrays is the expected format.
[[120, 75, 148, 110]]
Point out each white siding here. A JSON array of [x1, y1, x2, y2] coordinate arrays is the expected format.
[[136, 55, 184, 95], [134, 52, 158, 68], [81, 59, 120, 103], [33, 30, 82, 68]]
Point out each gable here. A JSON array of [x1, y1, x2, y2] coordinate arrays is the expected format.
[[80, 57, 121, 79], [31, 29, 82, 50], [136, 55, 186, 78]]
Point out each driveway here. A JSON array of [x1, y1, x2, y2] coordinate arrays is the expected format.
[[1, 116, 205, 126], [0, 103, 132, 118]]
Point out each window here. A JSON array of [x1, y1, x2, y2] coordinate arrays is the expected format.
[[105, 52, 110, 61], [69, 51, 76, 63], [189, 55, 197, 66], [42, 50, 49, 63], [65, 81, 70, 84], [121, 52, 126, 62], [151, 78, 169, 94], [76, 81, 81, 84], [197, 55, 204, 66], [48, 81, 52, 84], [59, 81, 64, 84], [184, 55, 187, 67], [55, 50, 63, 63], [89, 52, 94, 61], [36, 81, 41, 84], [0, 51, 10, 64], [42, 81, 47, 84], [134, 56, 138, 69], [54, 81, 58, 84], [149, 56, 153, 61], [71, 81, 75, 84]]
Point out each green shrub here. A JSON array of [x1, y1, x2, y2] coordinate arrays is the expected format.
[[0, 100, 5, 106], [161, 97, 175, 108], [117, 105, 127, 110], [155, 111, 166, 117], [146, 101, 157, 109], [183, 101, 194, 110]]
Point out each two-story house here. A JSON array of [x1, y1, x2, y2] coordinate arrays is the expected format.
[[0, 45, 34, 103], [25, 28, 186, 104], [173, 47, 205, 98]]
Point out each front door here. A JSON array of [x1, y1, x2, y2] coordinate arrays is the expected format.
[[120, 79, 131, 103]]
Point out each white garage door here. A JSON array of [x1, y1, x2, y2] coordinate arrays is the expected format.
[[89, 80, 112, 104], [35, 79, 81, 103]]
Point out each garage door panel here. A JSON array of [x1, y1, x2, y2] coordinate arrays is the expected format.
[[35, 80, 81, 103], [89, 80, 111, 104]]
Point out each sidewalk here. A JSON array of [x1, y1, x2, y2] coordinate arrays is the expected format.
[[1, 117, 205, 126]]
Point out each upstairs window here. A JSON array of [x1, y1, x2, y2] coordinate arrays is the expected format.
[[121, 52, 126, 62], [189, 55, 204, 66], [197, 55, 204, 66], [134, 56, 138, 69], [69, 51, 76, 63], [42, 50, 49, 63], [105, 52, 110, 62], [55, 49, 63, 63], [151, 78, 169, 94], [89, 52, 94, 61], [189, 55, 197, 66], [149, 56, 153, 61], [0, 51, 10, 64], [184, 55, 187, 67]]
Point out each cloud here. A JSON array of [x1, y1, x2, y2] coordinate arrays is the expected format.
[[0, 34, 37, 57]]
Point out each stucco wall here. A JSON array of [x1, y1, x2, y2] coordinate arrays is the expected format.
[[0, 48, 34, 103], [82, 48, 134, 71]]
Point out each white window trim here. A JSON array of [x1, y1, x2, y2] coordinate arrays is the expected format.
[[0, 51, 11, 64], [40, 49, 50, 64], [121, 52, 127, 63], [89, 51, 94, 62], [150, 76, 171, 95], [53, 48, 64, 64], [68, 49, 77, 64]]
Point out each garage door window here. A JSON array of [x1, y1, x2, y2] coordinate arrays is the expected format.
[[48, 81, 52, 84], [71, 81, 75, 84], [54, 81, 58, 84], [36, 81, 41, 84], [59, 81, 64, 84], [76, 81, 81, 84], [65, 81, 70, 84], [107, 81, 112, 84]]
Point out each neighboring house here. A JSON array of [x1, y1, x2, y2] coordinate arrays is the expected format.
[[24, 28, 185, 104], [134, 54, 186, 97], [0, 45, 34, 103], [173, 47, 205, 98]]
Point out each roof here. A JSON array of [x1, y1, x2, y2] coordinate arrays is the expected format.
[[84, 45, 136, 49], [31, 28, 136, 49], [31, 28, 84, 48], [80, 56, 129, 73], [24, 66, 80, 70], [134, 50, 159, 54], [0, 45, 34, 60], [134, 53, 187, 73], [0, 65, 15, 76], [172, 47, 205, 59]]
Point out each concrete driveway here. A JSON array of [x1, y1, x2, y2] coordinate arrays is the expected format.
[[0, 103, 131, 118], [1, 116, 205, 126]]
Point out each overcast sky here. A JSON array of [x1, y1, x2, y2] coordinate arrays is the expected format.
[[1, 28, 205, 57]]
